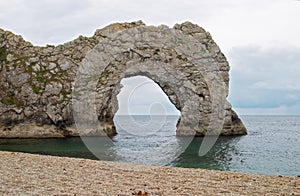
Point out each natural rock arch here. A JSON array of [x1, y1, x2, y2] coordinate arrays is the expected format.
[[0, 21, 246, 138], [73, 23, 246, 136]]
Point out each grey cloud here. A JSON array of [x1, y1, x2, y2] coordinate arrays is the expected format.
[[228, 45, 300, 113], [0, 0, 95, 44], [1, 0, 299, 54], [0, 0, 236, 45]]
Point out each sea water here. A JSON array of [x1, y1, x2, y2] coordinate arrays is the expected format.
[[0, 115, 299, 176]]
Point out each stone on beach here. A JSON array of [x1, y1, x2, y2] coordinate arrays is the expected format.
[[0, 151, 298, 195]]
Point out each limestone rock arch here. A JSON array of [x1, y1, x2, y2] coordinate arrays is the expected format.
[[0, 21, 246, 138], [73, 23, 247, 136]]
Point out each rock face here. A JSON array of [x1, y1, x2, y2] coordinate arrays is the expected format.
[[0, 21, 247, 138]]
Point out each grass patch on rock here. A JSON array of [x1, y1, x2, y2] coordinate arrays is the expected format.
[[0, 47, 7, 62], [31, 85, 41, 94], [1, 97, 15, 105]]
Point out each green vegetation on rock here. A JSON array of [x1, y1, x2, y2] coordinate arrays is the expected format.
[[0, 47, 7, 61], [31, 85, 41, 94], [1, 97, 15, 105], [36, 76, 46, 83]]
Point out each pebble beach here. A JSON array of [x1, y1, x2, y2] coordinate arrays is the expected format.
[[0, 151, 299, 195]]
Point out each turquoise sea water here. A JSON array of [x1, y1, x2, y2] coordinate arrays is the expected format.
[[0, 115, 299, 176]]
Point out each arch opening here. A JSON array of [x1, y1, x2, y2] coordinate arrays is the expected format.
[[113, 75, 181, 136]]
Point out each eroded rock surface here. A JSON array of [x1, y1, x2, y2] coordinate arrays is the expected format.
[[0, 21, 247, 138]]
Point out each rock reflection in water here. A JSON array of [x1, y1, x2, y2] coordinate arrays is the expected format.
[[169, 136, 241, 171]]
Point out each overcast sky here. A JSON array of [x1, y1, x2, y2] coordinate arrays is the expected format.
[[1, 0, 300, 115]]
